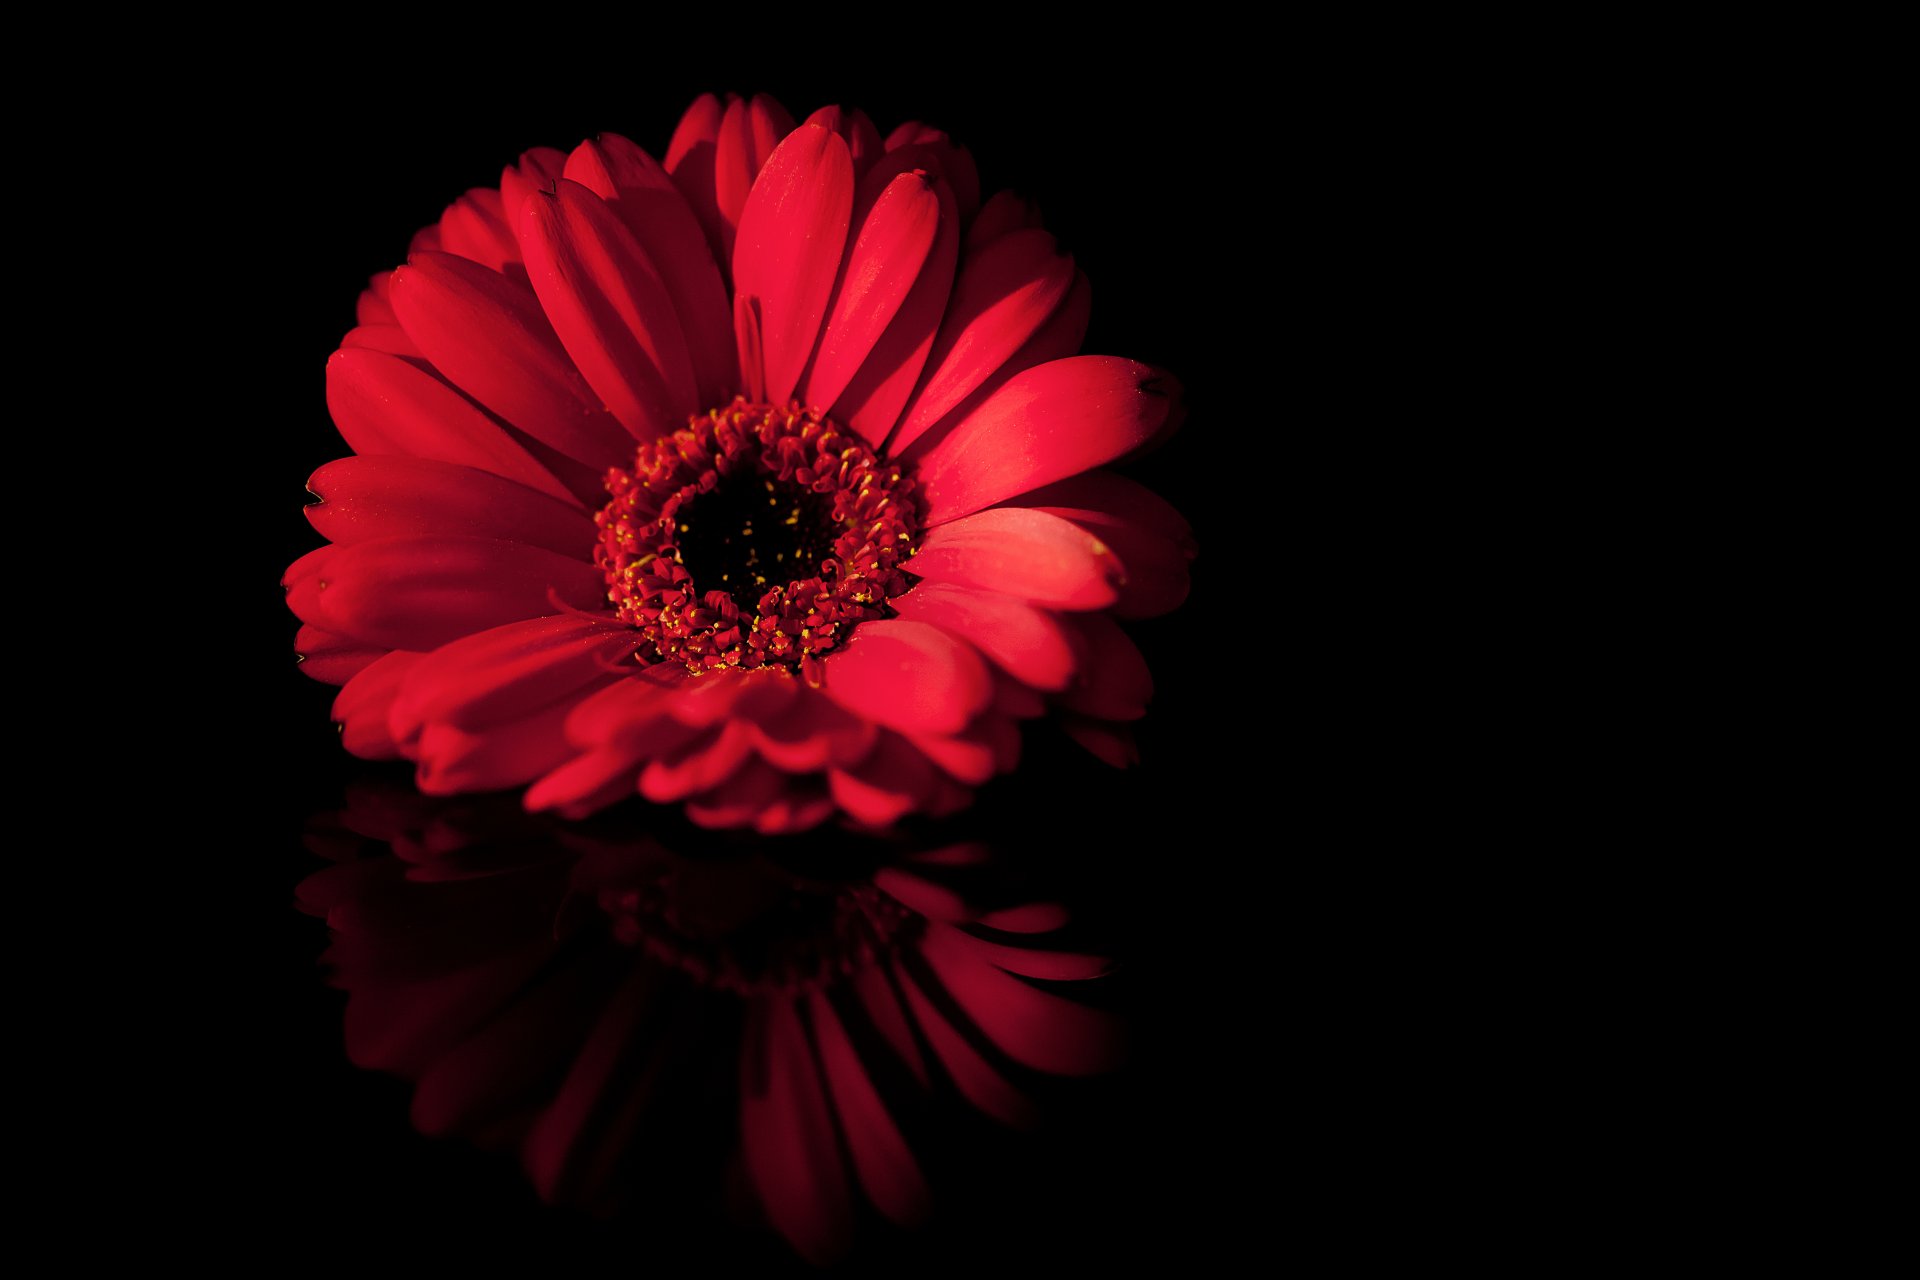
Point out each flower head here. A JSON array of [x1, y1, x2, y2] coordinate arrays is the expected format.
[[289, 95, 1194, 830]]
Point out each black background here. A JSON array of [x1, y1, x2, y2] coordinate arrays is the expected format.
[[197, 47, 1299, 1270]]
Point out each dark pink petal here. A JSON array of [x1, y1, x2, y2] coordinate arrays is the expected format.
[[850, 967, 929, 1087], [285, 535, 605, 652], [975, 902, 1071, 934], [894, 959, 1035, 1128], [967, 189, 1043, 250], [294, 624, 385, 685], [831, 179, 959, 447], [435, 188, 518, 272], [304, 455, 596, 557], [411, 960, 602, 1137], [416, 692, 601, 794], [389, 251, 632, 471], [948, 925, 1112, 982], [873, 865, 972, 925], [665, 92, 728, 266], [919, 924, 1123, 1074], [828, 736, 939, 827], [914, 357, 1180, 525], [799, 169, 941, 411], [887, 229, 1075, 455], [905, 508, 1124, 610], [324, 348, 580, 507], [1060, 713, 1139, 768], [496, 146, 566, 230], [1058, 613, 1152, 720], [339, 324, 422, 358], [388, 616, 636, 736], [564, 132, 735, 407], [802, 104, 884, 178], [712, 94, 797, 274], [332, 651, 423, 759], [731, 124, 854, 404], [518, 179, 698, 439], [808, 990, 929, 1226], [891, 582, 1077, 691], [740, 999, 854, 1266], [357, 271, 396, 325], [525, 968, 669, 1202], [819, 619, 990, 736]]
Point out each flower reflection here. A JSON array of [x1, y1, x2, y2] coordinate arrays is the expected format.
[[299, 780, 1123, 1263]]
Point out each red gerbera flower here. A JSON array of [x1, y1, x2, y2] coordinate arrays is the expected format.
[[287, 94, 1194, 831], [300, 782, 1124, 1264]]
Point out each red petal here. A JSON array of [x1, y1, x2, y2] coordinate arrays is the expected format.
[[798, 169, 942, 411], [665, 92, 728, 267], [827, 735, 939, 827], [339, 323, 422, 358], [295, 624, 385, 686], [891, 582, 1077, 691], [894, 725, 998, 786], [415, 692, 598, 795], [324, 348, 579, 507], [914, 357, 1180, 525], [434, 187, 518, 273], [1058, 613, 1152, 720], [746, 688, 878, 772], [898, 267, 1091, 462], [808, 990, 929, 1227], [638, 721, 755, 802], [904, 508, 1125, 610], [713, 94, 796, 274], [684, 757, 789, 828], [564, 133, 735, 407], [1009, 470, 1195, 618], [388, 616, 636, 735], [887, 229, 1074, 454], [740, 999, 854, 1265], [517, 179, 697, 439], [496, 146, 566, 230], [819, 619, 990, 736], [879, 124, 980, 216], [731, 124, 853, 404], [357, 270, 396, 325], [286, 535, 605, 651], [802, 104, 884, 178], [389, 251, 632, 471], [830, 179, 959, 447], [304, 455, 595, 557], [918, 923, 1123, 1074], [332, 651, 423, 759], [967, 189, 1043, 250]]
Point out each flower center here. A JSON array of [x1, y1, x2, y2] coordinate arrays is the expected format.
[[595, 399, 919, 676]]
